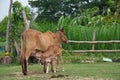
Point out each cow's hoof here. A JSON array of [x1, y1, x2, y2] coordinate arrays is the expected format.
[[53, 71, 56, 73], [23, 72, 27, 75]]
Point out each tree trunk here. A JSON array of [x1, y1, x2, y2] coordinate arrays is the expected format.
[[22, 10, 30, 30], [14, 40, 21, 56], [6, 0, 12, 52]]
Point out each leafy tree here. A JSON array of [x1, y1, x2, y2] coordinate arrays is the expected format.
[[9, 1, 32, 53], [29, 0, 119, 22], [0, 1, 32, 53], [81, 0, 119, 16], [28, 0, 80, 22]]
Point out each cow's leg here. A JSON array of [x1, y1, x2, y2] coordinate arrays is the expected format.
[[59, 52, 64, 71], [51, 58, 56, 73], [20, 53, 27, 75], [25, 49, 34, 65], [20, 56, 27, 75], [46, 62, 49, 73], [44, 62, 50, 73], [55, 56, 59, 72], [23, 58, 27, 75], [56, 57, 59, 65], [20, 41, 27, 75], [60, 56, 64, 71], [20, 58, 25, 75], [23, 50, 32, 75], [43, 62, 47, 73]]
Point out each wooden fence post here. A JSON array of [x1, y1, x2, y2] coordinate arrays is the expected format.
[[92, 29, 96, 50]]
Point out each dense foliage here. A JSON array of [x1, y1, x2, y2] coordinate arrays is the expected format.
[[28, 0, 120, 22], [29, 0, 80, 22]]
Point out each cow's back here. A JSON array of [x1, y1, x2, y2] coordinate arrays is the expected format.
[[21, 29, 57, 52], [37, 31, 56, 51]]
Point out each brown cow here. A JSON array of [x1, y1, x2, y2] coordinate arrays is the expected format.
[[20, 28, 67, 75]]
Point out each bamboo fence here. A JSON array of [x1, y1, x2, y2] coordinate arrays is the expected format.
[[68, 30, 120, 53]]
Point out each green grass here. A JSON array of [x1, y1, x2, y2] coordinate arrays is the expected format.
[[0, 63, 120, 80]]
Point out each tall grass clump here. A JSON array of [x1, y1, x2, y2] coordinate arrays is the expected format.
[[96, 25, 120, 50]]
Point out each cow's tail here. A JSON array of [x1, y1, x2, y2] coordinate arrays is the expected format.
[[20, 35, 27, 75]]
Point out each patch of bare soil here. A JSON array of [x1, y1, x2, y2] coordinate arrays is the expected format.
[[49, 76, 112, 80], [50, 74, 69, 78], [13, 70, 44, 77], [5, 71, 111, 80]]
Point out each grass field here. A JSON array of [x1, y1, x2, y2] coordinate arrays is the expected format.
[[0, 63, 120, 80]]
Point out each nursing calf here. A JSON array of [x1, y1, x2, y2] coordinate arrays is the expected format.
[[32, 45, 64, 73], [41, 45, 64, 73]]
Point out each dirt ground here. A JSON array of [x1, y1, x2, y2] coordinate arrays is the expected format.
[[11, 71, 111, 80]]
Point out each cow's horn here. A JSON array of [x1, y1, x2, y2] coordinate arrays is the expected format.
[[61, 26, 64, 30]]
